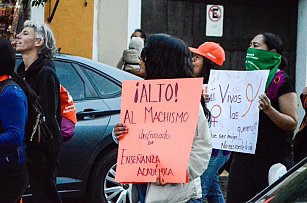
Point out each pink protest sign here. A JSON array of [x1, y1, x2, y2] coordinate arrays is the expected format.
[[115, 78, 203, 183]]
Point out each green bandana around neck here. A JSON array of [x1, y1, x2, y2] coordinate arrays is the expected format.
[[245, 48, 281, 91]]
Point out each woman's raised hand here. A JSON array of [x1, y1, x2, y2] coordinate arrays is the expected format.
[[258, 94, 272, 112]]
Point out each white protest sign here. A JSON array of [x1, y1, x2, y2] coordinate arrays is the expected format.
[[207, 70, 269, 154]]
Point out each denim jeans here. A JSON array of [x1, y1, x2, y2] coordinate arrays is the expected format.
[[200, 150, 230, 203], [136, 183, 147, 203]]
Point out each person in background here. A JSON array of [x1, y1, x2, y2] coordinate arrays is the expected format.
[[0, 38, 28, 203], [117, 29, 147, 69], [227, 32, 298, 203], [15, 20, 62, 203], [113, 33, 212, 203], [118, 36, 145, 77], [189, 42, 230, 203], [293, 87, 307, 163], [130, 28, 147, 44]]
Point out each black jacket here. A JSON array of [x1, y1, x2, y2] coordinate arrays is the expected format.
[[17, 55, 62, 150]]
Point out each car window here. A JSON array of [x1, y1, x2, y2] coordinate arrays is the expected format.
[[16, 58, 22, 68], [55, 61, 88, 101], [83, 67, 121, 98]]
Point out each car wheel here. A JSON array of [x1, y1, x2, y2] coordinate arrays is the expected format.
[[87, 148, 131, 203]]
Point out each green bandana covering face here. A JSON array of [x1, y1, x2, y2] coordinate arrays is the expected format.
[[245, 48, 281, 91]]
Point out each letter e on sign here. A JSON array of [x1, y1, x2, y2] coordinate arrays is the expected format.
[[206, 5, 224, 37]]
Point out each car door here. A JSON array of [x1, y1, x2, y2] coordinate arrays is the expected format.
[[54, 59, 119, 191]]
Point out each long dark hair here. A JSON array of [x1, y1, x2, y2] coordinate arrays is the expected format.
[[198, 57, 221, 122], [200, 57, 221, 84], [142, 34, 211, 120], [132, 29, 147, 44], [143, 34, 195, 79], [261, 32, 288, 69], [0, 39, 38, 104]]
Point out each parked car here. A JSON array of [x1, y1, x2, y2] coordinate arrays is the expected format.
[[247, 157, 307, 203], [16, 54, 140, 203]]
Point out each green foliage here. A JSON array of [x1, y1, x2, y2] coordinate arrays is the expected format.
[[21, 0, 47, 7]]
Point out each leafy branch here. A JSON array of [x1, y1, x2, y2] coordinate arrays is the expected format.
[[31, 0, 47, 7], [21, 0, 47, 7]]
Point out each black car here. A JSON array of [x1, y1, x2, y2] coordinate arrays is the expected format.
[[248, 157, 307, 203], [17, 54, 140, 203]]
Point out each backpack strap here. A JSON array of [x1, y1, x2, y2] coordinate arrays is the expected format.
[[0, 79, 17, 94]]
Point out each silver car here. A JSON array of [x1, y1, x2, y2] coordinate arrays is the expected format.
[[17, 54, 140, 203]]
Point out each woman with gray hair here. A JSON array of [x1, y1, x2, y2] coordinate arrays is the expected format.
[[15, 20, 62, 203]]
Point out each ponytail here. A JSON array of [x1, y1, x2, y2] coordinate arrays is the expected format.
[[201, 96, 211, 124], [280, 56, 288, 70]]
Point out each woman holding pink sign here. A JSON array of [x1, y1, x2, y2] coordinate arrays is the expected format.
[[190, 42, 231, 203], [114, 33, 212, 203]]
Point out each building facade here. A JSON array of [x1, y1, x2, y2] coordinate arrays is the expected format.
[[29, 0, 141, 66], [28, 0, 307, 125]]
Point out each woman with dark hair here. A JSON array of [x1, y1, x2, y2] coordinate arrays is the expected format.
[[0, 39, 29, 202], [189, 42, 230, 203], [227, 32, 298, 203], [131, 28, 147, 44], [190, 42, 224, 84], [113, 34, 212, 203]]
